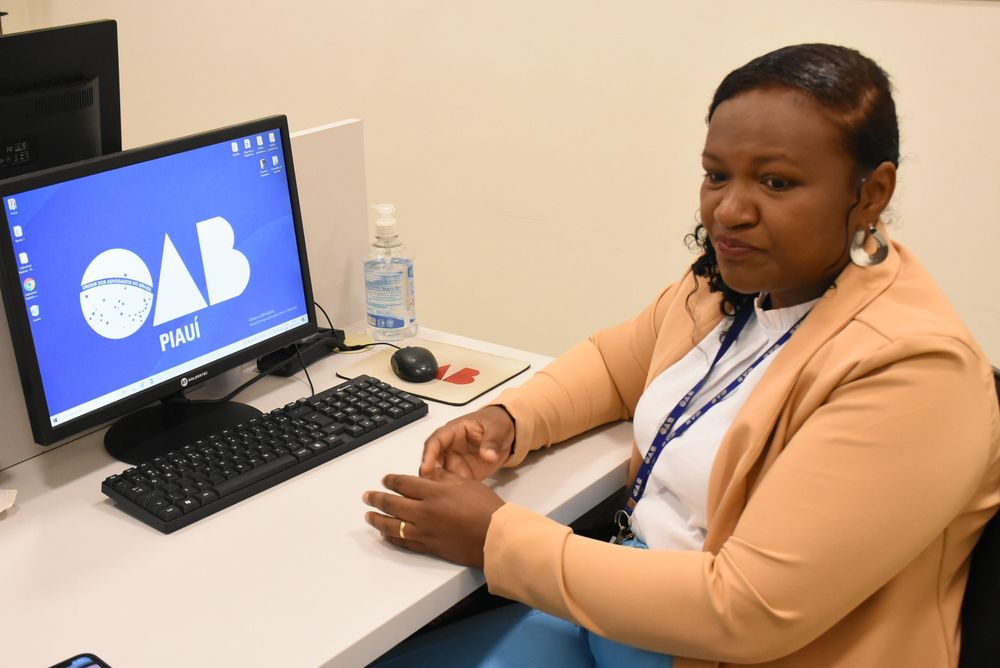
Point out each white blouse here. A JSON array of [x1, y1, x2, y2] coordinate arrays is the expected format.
[[630, 295, 818, 550]]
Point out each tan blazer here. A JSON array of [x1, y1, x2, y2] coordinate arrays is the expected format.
[[484, 239, 1000, 667]]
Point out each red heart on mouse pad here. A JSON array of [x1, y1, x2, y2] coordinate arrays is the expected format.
[[443, 367, 479, 385]]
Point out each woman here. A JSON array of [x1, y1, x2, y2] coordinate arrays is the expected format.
[[363, 44, 1000, 667]]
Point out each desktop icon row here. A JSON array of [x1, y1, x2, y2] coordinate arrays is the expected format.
[[231, 132, 277, 153]]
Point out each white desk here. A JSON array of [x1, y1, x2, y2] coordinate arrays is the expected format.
[[0, 328, 632, 667]]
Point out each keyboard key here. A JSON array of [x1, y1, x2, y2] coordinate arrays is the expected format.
[[156, 505, 183, 522], [287, 405, 313, 418], [195, 490, 219, 504], [177, 498, 201, 513], [144, 497, 171, 514], [140, 492, 167, 510], [291, 447, 314, 462], [212, 454, 296, 497], [322, 435, 346, 448], [323, 423, 348, 436], [124, 484, 151, 501], [304, 413, 334, 428], [305, 441, 328, 455]]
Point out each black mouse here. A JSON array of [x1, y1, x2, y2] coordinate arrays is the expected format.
[[390, 346, 439, 383]]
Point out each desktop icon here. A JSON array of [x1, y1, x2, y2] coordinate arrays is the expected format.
[[18, 252, 28, 265], [22, 277, 35, 292], [259, 159, 267, 169], [6, 198, 15, 211], [272, 156, 279, 166], [243, 138, 252, 150], [256, 136, 263, 147], [231, 142, 239, 153], [29, 305, 39, 317], [268, 132, 276, 143], [12, 225, 23, 238]]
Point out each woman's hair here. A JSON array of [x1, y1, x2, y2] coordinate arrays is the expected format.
[[688, 43, 900, 316]]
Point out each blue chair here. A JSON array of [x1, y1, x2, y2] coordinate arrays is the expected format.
[[957, 368, 1000, 667]]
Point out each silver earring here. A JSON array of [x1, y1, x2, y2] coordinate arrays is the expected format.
[[850, 225, 889, 267]]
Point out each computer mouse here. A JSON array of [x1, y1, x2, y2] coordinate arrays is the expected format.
[[390, 346, 439, 383]]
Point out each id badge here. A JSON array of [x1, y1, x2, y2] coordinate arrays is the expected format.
[[609, 509, 634, 545]]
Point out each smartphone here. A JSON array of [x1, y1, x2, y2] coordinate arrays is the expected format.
[[47, 654, 113, 668]]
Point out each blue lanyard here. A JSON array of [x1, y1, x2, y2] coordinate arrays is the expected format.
[[621, 305, 810, 526]]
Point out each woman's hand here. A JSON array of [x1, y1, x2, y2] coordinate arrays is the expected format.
[[419, 405, 515, 480], [363, 469, 505, 569]]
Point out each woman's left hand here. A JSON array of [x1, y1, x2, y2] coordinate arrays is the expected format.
[[363, 468, 505, 569]]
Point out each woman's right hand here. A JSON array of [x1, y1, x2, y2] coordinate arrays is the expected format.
[[419, 405, 515, 480]]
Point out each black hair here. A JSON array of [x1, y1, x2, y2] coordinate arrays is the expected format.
[[688, 43, 900, 316]]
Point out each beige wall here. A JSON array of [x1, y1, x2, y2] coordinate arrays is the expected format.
[[10, 0, 1000, 358]]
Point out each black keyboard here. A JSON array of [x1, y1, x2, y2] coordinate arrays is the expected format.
[[102, 375, 428, 533]]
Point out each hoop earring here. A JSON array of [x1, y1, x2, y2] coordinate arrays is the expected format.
[[850, 225, 889, 267]]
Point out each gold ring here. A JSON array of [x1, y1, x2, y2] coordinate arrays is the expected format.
[[398, 520, 407, 540]]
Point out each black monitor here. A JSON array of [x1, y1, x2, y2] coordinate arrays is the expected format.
[[0, 20, 121, 178], [0, 116, 316, 464]]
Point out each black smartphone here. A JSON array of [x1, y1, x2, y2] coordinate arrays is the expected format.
[[47, 654, 113, 668]]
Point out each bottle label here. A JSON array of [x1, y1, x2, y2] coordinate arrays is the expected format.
[[368, 314, 405, 329], [364, 260, 412, 330]]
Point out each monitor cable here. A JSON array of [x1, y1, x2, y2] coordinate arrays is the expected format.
[[314, 300, 335, 331], [294, 344, 314, 397], [199, 300, 401, 404]]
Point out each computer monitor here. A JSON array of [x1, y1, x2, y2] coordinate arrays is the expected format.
[[0, 115, 316, 464], [0, 20, 121, 178]]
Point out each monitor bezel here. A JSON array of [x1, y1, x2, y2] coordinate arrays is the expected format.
[[0, 115, 316, 446]]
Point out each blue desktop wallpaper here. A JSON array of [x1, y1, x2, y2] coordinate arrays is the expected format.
[[2, 129, 308, 420]]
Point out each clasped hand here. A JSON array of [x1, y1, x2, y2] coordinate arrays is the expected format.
[[363, 406, 515, 568]]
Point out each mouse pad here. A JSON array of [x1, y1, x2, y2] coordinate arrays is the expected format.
[[336, 338, 531, 406]]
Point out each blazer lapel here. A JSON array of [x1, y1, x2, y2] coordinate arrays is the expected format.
[[648, 272, 726, 382], [703, 233, 903, 551]]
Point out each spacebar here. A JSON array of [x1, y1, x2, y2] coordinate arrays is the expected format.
[[212, 454, 297, 497]]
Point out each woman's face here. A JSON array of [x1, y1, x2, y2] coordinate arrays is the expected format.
[[700, 87, 863, 309]]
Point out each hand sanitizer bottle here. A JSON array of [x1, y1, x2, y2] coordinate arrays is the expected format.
[[364, 203, 417, 341]]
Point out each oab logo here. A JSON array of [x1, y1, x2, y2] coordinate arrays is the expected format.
[[80, 217, 250, 340]]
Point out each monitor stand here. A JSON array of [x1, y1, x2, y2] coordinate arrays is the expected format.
[[105, 393, 263, 465]]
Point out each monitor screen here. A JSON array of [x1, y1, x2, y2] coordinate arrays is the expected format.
[[0, 20, 121, 178], [0, 116, 315, 457]]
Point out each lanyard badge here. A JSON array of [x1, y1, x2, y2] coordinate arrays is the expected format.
[[610, 509, 634, 545], [611, 306, 809, 545]]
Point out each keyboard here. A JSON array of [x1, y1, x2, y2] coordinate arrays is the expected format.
[[102, 375, 428, 533]]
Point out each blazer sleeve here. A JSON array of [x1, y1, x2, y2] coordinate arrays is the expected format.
[[484, 333, 998, 663], [491, 280, 682, 467]]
